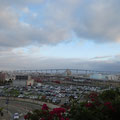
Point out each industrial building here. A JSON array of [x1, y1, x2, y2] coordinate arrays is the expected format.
[[0, 72, 6, 84], [13, 75, 34, 87]]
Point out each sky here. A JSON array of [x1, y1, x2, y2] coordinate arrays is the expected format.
[[0, 0, 120, 71]]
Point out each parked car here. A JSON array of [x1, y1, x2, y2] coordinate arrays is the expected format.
[[13, 113, 19, 120], [18, 94, 24, 98]]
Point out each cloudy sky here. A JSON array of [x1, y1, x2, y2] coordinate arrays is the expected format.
[[0, 0, 120, 71]]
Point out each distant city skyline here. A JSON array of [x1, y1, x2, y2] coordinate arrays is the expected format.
[[0, 0, 120, 70]]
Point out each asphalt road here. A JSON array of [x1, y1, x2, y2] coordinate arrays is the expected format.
[[0, 100, 41, 120]]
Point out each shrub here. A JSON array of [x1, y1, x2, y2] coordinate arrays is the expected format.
[[25, 89, 120, 120], [24, 104, 69, 120]]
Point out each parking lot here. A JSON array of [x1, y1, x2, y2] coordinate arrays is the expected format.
[[0, 84, 109, 106]]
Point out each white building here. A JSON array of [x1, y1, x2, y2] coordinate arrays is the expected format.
[[27, 79, 34, 86], [90, 73, 119, 81], [106, 75, 119, 81]]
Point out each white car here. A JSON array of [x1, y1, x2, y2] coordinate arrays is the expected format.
[[18, 94, 24, 98], [13, 113, 19, 120]]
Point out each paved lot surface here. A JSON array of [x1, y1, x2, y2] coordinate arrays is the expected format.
[[0, 100, 41, 120], [0, 110, 11, 120]]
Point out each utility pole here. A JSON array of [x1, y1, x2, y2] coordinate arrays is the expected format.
[[6, 95, 9, 113]]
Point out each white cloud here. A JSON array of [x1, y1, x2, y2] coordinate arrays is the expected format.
[[74, 0, 120, 43], [1, 0, 120, 50], [22, 7, 30, 13], [0, 0, 120, 70], [0, 53, 120, 71]]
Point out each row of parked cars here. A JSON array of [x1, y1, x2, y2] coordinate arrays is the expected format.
[[0, 84, 108, 105]]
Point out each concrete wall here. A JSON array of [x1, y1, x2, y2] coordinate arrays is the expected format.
[[13, 80, 26, 87]]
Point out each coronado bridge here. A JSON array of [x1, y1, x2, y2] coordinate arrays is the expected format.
[[11, 69, 120, 75]]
